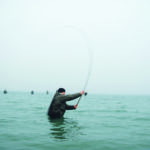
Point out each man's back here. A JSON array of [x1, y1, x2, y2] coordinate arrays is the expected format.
[[48, 92, 66, 118]]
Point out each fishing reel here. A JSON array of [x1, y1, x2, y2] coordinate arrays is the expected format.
[[84, 92, 88, 96]]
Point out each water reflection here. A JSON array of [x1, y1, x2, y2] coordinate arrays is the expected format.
[[48, 117, 81, 141]]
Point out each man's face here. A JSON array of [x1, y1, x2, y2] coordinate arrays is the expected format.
[[61, 92, 66, 95]]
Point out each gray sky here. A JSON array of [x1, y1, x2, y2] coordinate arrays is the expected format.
[[0, 0, 150, 94]]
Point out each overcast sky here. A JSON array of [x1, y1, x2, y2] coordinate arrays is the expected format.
[[0, 0, 150, 94]]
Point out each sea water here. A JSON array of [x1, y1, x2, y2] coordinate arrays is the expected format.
[[0, 92, 150, 150]]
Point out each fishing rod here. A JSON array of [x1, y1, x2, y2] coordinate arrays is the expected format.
[[76, 40, 93, 105], [64, 25, 93, 106]]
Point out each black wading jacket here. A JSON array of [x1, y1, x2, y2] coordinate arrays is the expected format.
[[48, 91, 81, 119]]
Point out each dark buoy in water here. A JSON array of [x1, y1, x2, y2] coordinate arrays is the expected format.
[[3, 90, 8, 94], [46, 91, 49, 95], [31, 90, 34, 95]]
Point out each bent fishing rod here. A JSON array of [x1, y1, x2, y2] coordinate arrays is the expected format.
[[64, 25, 93, 106], [76, 45, 93, 105]]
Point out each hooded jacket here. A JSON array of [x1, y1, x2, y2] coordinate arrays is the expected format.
[[48, 91, 81, 118]]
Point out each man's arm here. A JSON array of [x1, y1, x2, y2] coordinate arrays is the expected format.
[[57, 91, 84, 102], [63, 93, 81, 101], [65, 104, 76, 110]]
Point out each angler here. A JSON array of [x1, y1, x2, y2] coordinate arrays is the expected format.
[[48, 88, 84, 119]]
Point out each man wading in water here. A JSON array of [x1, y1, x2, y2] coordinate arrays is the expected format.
[[48, 88, 84, 119]]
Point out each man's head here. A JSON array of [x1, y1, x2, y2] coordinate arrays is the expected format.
[[58, 88, 66, 95]]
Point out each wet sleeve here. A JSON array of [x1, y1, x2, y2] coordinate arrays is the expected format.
[[65, 104, 75, 110], [63, 93, 81, 102]]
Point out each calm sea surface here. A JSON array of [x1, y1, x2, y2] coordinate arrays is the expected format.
[[0, 92, 150, 150]]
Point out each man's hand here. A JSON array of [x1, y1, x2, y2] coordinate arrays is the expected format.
[[74, 104, 78, 109], [80, 90, 85, 95]]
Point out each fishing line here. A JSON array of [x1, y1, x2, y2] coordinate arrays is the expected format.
[[64, 25, 93, 106]]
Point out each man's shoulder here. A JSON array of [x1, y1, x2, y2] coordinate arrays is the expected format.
[[55, 94, 65, 100]]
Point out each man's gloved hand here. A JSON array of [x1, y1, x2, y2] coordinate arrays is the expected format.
[[80, 90, 85, 95], [80, 91, 88, 96], [74, 104, 78, 109]]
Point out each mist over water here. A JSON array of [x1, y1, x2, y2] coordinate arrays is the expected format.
[[0, 92, 150, 150], [1, 0, 150, 95]]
